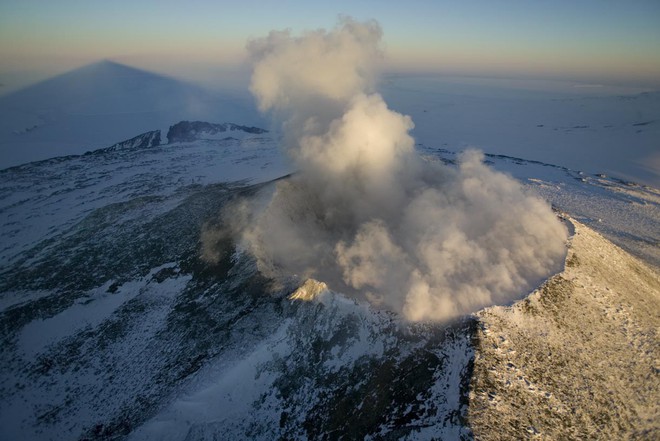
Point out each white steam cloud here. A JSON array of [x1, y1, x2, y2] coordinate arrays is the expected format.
[[224, 18, 567, 321]]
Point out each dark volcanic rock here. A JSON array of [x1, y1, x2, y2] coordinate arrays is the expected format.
[[166, 121, 267, 143]]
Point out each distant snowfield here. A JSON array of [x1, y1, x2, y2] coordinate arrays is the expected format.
[[1, 63, 658, 187], [381, 75, 660, 188]]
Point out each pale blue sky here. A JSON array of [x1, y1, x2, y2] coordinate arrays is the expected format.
[[1, 0, 659, 88]]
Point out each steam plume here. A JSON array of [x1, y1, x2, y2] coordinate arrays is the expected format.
[[225, 18, 567, 321]]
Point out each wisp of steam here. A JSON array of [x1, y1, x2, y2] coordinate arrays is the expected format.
[[217, 18, 568, 321]]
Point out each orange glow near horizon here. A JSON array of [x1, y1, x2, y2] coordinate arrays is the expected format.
[[1, 1, 659, 89]]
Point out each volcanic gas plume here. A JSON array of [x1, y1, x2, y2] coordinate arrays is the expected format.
[[211, 17, 568, 321]]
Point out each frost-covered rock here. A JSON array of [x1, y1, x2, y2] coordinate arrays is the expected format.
[[289, 278, 329, 301], [86, 130, 161, 155], [468, 218, 660, 440]]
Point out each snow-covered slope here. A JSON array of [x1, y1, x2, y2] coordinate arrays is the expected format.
[[0, 126, 288, 440], [0, 126, 475, 440], [130, 285, 474, 441], [0, 122, 658, 440], [0, 123, 287, 268], [90, 130, 161, 154]]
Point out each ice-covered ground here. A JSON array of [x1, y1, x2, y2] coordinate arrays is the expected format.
[[382, 75, 659, 188]]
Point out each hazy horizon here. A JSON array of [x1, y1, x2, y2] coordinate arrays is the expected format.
[[2, 57, 659, 100], [2, 1, 660, 93]]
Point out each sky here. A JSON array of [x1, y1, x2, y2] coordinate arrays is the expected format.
[[1, 0, 660, 91]]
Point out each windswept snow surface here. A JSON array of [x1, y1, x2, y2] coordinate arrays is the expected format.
[[130, 290, 474, 441], [0, 131, 288, 267], [0, 128, 292, 441]]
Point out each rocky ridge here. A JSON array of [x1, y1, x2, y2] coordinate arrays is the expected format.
[[166, 121, 268, 143], [85, 130, 161, 155]]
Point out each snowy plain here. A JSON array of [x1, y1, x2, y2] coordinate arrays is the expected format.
[[381, 74, 659, 188]]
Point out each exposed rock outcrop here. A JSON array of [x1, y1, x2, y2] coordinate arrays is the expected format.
[[166, 121, 267, 143], [289, 279, 329, 301]]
